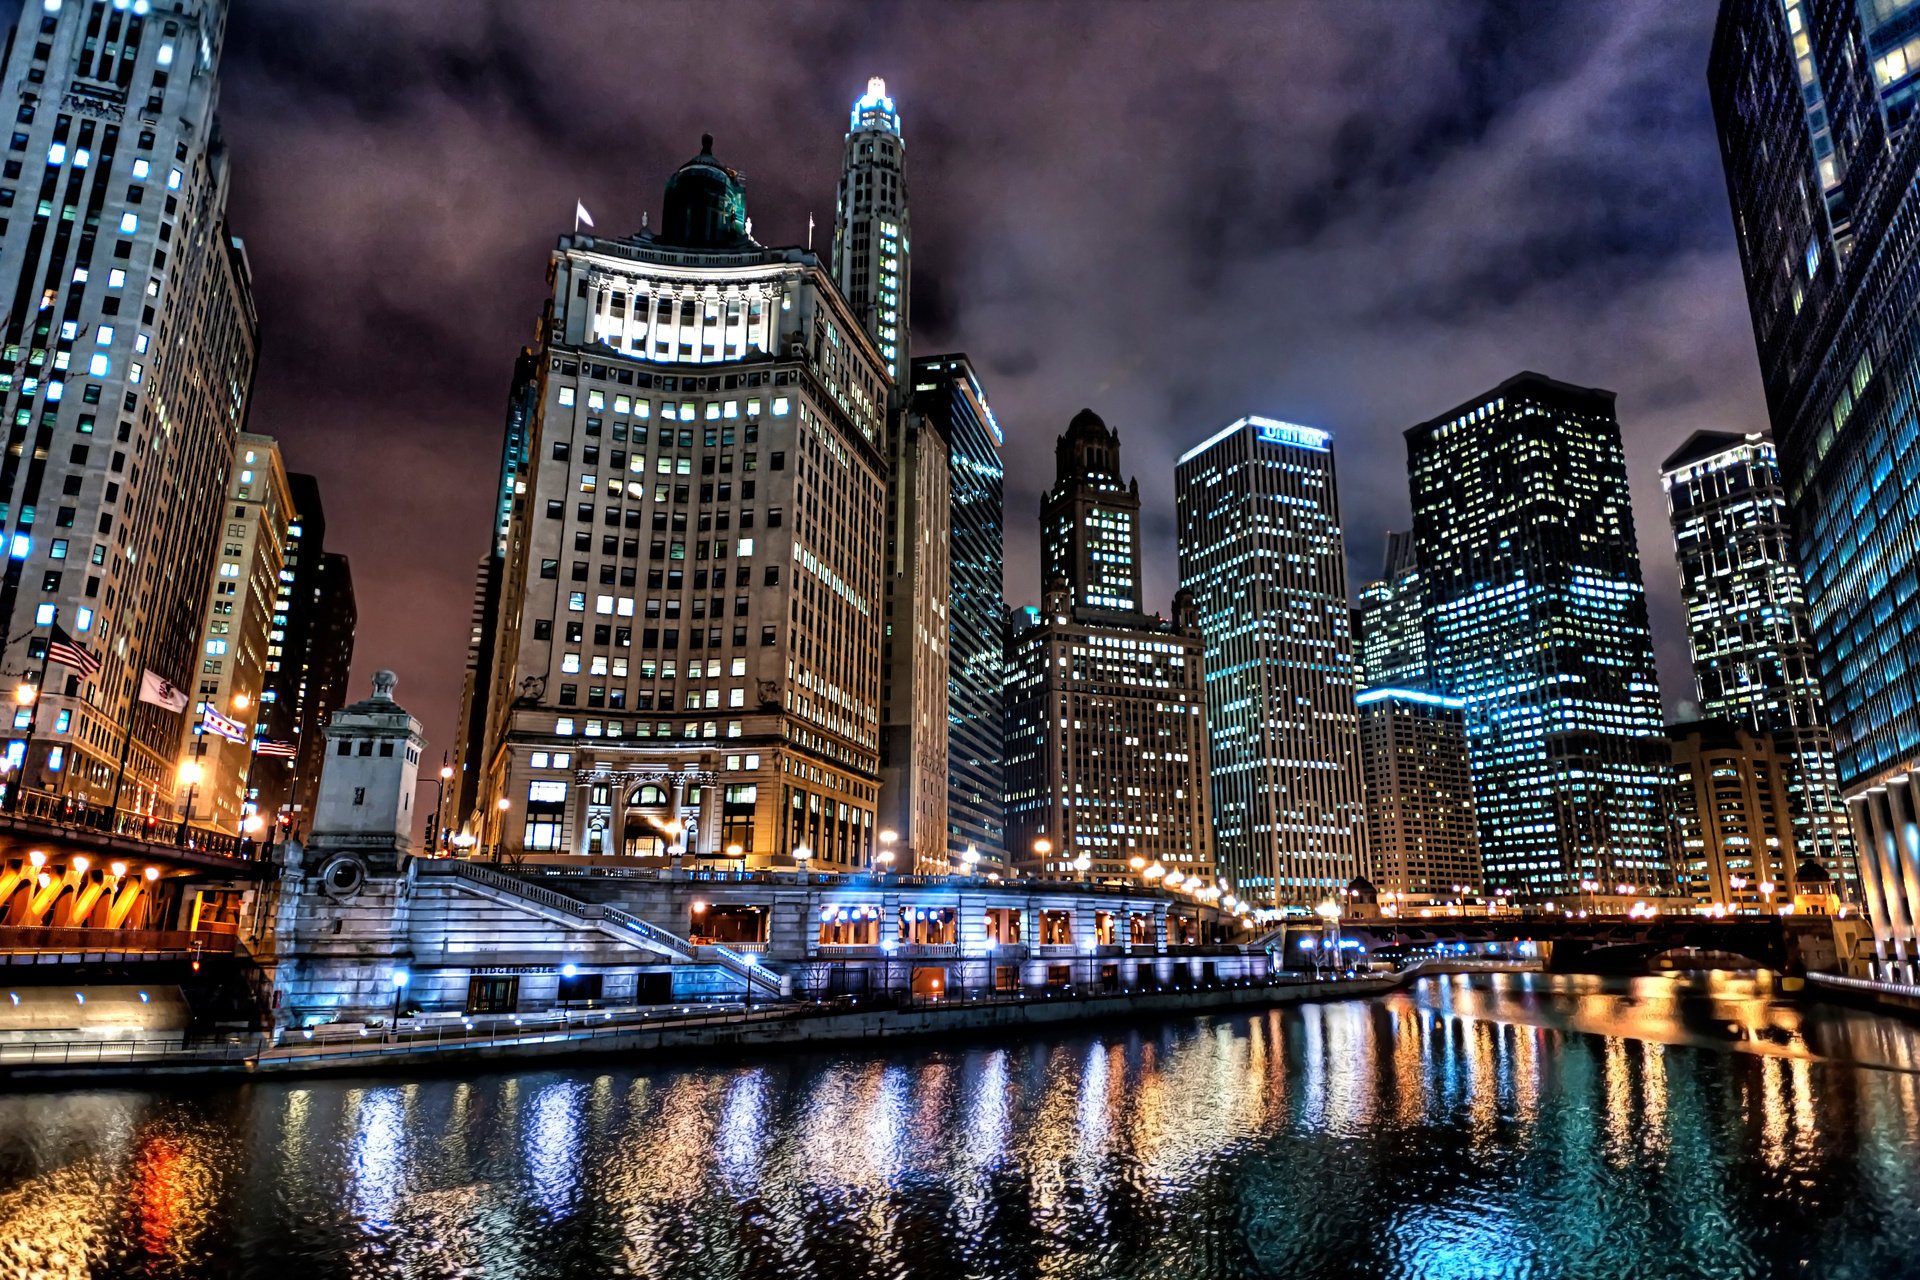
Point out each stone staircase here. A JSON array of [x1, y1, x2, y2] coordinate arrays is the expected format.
[[418, 860, 783, 998]]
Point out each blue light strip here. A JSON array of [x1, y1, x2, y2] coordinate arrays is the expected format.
[[1354, 687, 1466, 709]]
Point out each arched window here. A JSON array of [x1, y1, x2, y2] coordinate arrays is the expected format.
[[629, 783, 668, 807]]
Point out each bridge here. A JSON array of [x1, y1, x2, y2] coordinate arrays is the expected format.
[[1335, 914, 1802, 973]]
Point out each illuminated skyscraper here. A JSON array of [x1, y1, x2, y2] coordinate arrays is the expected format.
[[1357, 688, 1480, 907], [1175, 416, 1367, 907], [1407, 373, 1669, 899], [1712, 0, 1920, 973], [1659, 430, 1853, 886], [832, 77, 907, 384], [1667, 718, 1803, 913], [1355, 530, 1427, 691], [0, 0, 257, 815], [1006, 410, 1212, 883], [913, 353, 1007, 870]]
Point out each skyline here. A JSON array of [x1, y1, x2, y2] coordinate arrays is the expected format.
[[214, 0, 1763, 752]]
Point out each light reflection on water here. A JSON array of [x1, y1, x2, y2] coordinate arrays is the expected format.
[[2, 973, 1920, 1278]]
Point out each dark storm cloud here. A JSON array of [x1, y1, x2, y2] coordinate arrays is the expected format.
[[218, 0, 1761, 750]]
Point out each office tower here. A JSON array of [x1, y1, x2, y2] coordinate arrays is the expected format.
[[453, 348, 538, 832], [182, 433, 288, 833], [1355, 530, 1428, 691], [1711, 0, 1920, 973], [875, 404, 949, 873], [1042, 410, 1142, 618], [1659, 430, 1853, 884], [913, 353, 1007, 870], [0, 0, 257, 815], [475, 136, 888, 870], [1356, 688, 1481, 907], [251, 471, 322, 823], [1175, 416, 1368, 907], [1668, 719, 1802, 914], [1006, 409, 1213, 883], [831, 77, 907, 384], [290, 550, 354, 828], [1407, 373, 1669, 899]]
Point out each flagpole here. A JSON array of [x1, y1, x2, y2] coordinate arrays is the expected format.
[[7, 634, 53, 814]]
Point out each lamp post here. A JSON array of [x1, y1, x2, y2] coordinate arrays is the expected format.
[[878, 828, 897, 876], [4, 679, 35, 813], [963, 845, 981, 877], [1033, 837, 1052, 880], [727, 842, 745, 877], [389, 967, 409, 1030], [432, 757, 453, 854], [491, 796, 511, 864], [1072, 852, 1091, 885], [175, 759, 203, 846], [794, 843, 813, 877]]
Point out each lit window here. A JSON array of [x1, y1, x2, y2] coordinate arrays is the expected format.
[[131, 159, 150, 179], [108, 269, 126, 288], [157, 43, 174, 66], [47, 143, 66, 165], [558, 387, 575, 407], [167, 167, 182, 191], [87, 354, 108, 377], [75, 607, 92, 631], [34, 604, 54, 625], [95, 326, 114, 346], [119, 212, 138, 233]]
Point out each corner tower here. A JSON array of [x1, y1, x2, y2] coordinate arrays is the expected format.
[[832, 78, 908, 383]]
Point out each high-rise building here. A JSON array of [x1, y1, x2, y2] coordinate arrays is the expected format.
[[1355, 530, 1428, 691], [1006, 409, 1213, 883], [290, 549, 354, 830], [251, 470, 322, 821], [913, 354, 1007, 870], [1042, 410, 1142, 620], [1407, 372, 1669, 899], [474, 137, 888, 871], [1175, 416, 1368, 908], [1356, 688, 1481, 908], [1711, 0, 1920, 974], [1659, 429, 1854, 885], [0, 0, 257, 817], [829, 78, 946, 873], [1667, 719, 1803, 914], [182, 433, 288, 834], [831, 78, 908, 385], [453, 347, 538, 831], [875, 403, 949, 873]]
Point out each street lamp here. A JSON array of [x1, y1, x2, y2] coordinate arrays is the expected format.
[[1144, 861, 1166, 883], [175, 759, 204, 845], [491, 796, 511, 863], [432, 759, 454, 854], [1072, 852, 1091, 884], [794, 843, 813, 875], [389, 968, 410, 1028], [963, 844, 981, 876]]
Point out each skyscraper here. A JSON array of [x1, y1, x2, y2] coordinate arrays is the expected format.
[[831, 78, 944, 872], [453, 347, 538, 832], [1712, 0, 1920, 974], [913, 353, 1007, 871], [1006, 409, 1213, 883], [1667, 718, 1803, 914], [1356, 688, 1481, 908], [183, 432, 288, 834], [1407, 373, 1669, 899], [291, 550, 354, 829], [474, 137, 888, 871], [832, 78, 908, 385], [251, 470, 326, 825], [0, 0, 257, 816], [1659, 429, 1853, 885], [1175, 416, 1368, 907], [1355, 530, 1428, 691]]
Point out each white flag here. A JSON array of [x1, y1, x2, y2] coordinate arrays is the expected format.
[[575, 200, 595, 230], [138, 668, 189, 713]]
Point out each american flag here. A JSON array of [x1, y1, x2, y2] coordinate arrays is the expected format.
[[47, 624, 100, 679], [252, 739, 298, 759]]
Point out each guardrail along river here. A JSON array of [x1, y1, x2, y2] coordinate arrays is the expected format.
[[4, 972, 1920, 1278]]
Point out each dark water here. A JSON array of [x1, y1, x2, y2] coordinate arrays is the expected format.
[[5, 973, 1920, 1279]]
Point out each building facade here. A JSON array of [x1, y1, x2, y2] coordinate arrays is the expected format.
[[1175, 416, 1367, 908], [1007, 409, 1213, 884], [0, 0, 257, 817], [913, 353, 1007, 871], [182, 432, 288, 833], [1668, 719, 1802, 914], [1407, 372, 1670, 900], [473, 137, 889, 873], [1711, 0, 1920, 975], [289, 550, 354, 833], [1356, 688, 1481, 907], [1355, 530, 1428, 691], [1659, 429, 1854, 886]]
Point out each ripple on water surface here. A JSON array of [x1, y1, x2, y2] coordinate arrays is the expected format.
[[2, 973, 1920, 1279]]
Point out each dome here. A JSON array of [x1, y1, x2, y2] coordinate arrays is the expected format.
[[1795, 859, 1832, 886], [658, 134, 753, 250]]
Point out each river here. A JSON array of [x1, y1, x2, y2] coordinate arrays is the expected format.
[[3, 972, 1920, 1279]]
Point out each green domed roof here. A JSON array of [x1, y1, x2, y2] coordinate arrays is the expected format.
[[658, 134, 753, 250]]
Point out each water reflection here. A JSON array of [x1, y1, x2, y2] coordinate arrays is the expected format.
[[3, 974, 1920, 1278]]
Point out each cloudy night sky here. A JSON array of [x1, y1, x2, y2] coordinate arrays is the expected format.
[[210, 0, 1762, 752]]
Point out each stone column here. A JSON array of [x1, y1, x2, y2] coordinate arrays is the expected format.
[[1868, 790, 1914, 963], [1850, 795, 1891, 964], [571, 770, 595, 857]]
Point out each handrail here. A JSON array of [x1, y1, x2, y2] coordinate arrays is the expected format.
[[0, 788, 260, 860], [600, 904, 695, 960]]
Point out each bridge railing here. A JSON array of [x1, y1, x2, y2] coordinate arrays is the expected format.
[[2, 789, 262, 860], [0, 925, 238, 956]]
